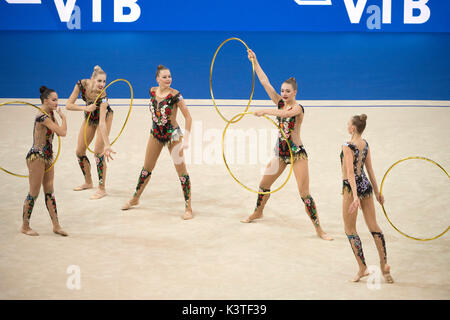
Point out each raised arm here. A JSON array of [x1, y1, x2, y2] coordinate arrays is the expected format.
[[247, 49, 281, 105], [343, 145, 361, 213], [66, 82, 96, 112], [177, 97, 192, 149], [42, 108, 67, 137], [364, 146, 384, 205]]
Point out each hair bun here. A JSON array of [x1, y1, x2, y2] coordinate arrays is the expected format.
[[157, 64, 166, 70], [289, 77, 296, 81], [360, 114, 367, 121], [40, 86, 48, 94], [94, 65, 101, 71]]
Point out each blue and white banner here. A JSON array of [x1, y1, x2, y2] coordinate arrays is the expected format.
[[0, 0, 449, 32]]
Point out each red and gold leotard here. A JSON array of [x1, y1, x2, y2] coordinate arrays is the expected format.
[[275, 100, 308, 164], [149, 89, 183, 146]]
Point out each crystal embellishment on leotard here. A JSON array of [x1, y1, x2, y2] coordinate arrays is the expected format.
[[275, 100, 308, 164], [149, 90, 181, 145], [340, 141, 373, 199]]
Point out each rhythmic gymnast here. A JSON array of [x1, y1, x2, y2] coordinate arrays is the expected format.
[[340, 114, 394, 283], [21, 86, 68, 236], [241, 49, 332, 241], [66, 65, 116, 200], [122, 65, 194, 220]]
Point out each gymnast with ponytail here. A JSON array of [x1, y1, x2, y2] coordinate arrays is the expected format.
[[241, 49, 333, 241], [21, 86, 68, 236], [66, 65, 116, 200], [340, 114, 394, 283]]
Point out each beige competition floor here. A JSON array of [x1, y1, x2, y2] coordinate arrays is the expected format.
[[0, 99, 449, 300]]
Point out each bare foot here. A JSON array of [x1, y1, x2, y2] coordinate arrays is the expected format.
[[90, 188, 107, 200], [316, 229, 334, 241], [21, 227, 39, 236], [53, 227, 68, 237], [73, 182, 93, 191], [121, 198, 139, 210], [382, 265, 394, 284], [350, 267, 370, 282], [240, 211, 263, 223], [182, 209, 193, 220]]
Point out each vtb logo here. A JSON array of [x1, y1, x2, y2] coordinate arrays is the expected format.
[[5, 0, 141, 23]]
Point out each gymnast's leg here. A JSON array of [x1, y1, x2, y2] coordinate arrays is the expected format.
[[74, 119, 96, 191], [168, 138, 193, 220], [43, 166, 68, 236], [241, 157, 286, 223], [21, 160, 45, 236], [361, 196, 394, 283], [343, 192, 369, 282], [293, 159, 333, 240], [122, 136, 164, 210]]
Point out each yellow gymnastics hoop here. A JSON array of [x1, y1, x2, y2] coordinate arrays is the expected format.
[[84, 78, 134, 154], [0, 100, 61, 178], [222, 112, 293, 195], [210, 37, 255, 124], [380, 156, 449, 241]]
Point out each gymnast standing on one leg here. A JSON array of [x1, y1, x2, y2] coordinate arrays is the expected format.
[[241, 49, 332, 241], [21, 86, 68, 236], [122, 65, 193, 220], [340, 114, 394, 283], [66, 65, 116, 200]]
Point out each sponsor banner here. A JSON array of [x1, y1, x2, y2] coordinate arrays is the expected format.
[[0, 0, 449, 32]]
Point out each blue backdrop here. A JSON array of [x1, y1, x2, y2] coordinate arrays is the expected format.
[[1, 0, 449, 32], [0, 31, 449, 100]]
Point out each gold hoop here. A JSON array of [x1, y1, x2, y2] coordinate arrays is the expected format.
[[210, 37, 255, 124], [380, 156, 449, 241], [84, 79, 134, 154], [0, 100, 61, 178], [222, 112, 293, 194]]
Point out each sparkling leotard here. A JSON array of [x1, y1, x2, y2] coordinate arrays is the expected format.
[[77, 80, 113, 126], [340, 140, 373, 199], [275, 99, 308, 164], [149, 89, 183, 146]]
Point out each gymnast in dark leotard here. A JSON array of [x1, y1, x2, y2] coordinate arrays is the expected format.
[[240, 49, 333, 241], [122, 65, 194, 220], [22, 86, 68, 237], [340, 114, 394, 283]]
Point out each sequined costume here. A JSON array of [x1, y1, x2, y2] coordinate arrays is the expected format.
[[77, 80, 113, 126], [25, 113, 55, 166], [149, 89, 184, 146], [340, 140, 373, 199], [275, 100, 308, 164]]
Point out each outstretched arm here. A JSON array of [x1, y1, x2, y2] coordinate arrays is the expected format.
[[66, 83, 96, 112], [255, 105, 303, 118], [247, 49, 281, 105]]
